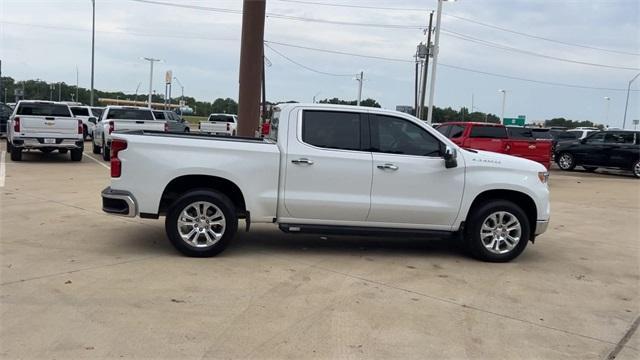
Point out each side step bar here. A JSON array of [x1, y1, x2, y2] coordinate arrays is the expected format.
[[278, 223, 453, 238]]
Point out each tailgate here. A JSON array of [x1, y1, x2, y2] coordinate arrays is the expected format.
[[507, 139, 552, 168], [20, 116, 79, 136], [113, 120, 165, 132], [201, 121, 229, 132]]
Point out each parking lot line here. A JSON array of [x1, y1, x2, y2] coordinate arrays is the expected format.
[[83, 152, 110, 169], [0, 150, 5, 187]]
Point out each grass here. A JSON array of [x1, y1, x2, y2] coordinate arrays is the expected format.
[[183, 115, 207, 124]]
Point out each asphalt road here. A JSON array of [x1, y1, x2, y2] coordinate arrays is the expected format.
[[1, 142, 638, 359]]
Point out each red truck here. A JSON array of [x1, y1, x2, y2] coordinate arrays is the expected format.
[[436, 122, 552, 169]]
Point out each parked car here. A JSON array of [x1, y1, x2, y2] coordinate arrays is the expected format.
[[199, 113, 238, 136], [555, 130, 640, 178], [0, 102, 12, 137], [101, 104, 550, 262], [5, 100, 84, 161], [152, 110, 190, 132], [437, 122, 552, 169], [69, 105, 100, 139], [92, 106, 167, 161]]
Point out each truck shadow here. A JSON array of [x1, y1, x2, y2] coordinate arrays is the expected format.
[[15, 150, 76, 163]]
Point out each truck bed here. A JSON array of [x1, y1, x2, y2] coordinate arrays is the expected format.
[[121, 130, 273, 144]]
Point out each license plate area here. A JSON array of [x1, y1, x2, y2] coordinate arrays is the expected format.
[[44, 138, 56, 144]]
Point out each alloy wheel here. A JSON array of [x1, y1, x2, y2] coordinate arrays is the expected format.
[[177, 201, 226, 248], [480, 211, 522, 255]]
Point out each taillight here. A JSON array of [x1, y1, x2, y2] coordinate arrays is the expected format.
[[78, 120, 83, 134], [108, 121, 114, 134], [110, 139, 127, 178], [164, 122, 168, 132], [13, 117, 20, 132]]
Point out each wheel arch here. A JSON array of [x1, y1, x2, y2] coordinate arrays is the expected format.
[[159, 175, 247, 218], [466, 189, 537, 239]]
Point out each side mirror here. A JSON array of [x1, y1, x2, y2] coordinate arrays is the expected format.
[[88, 117, 97, 124], [444, 146, 458, 169]]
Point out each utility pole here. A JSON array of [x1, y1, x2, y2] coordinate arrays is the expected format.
[[623, 72, 640, 129], [90, 0, 95, 106], [50, 84, 54, 101], [75, 65, 79, 103], [414, 59, 419, 116], [262, 53, 267, 122], [143, 57, 161, 108], [237, 0, 266, 137], [418, 11, 434, 120], [499, 89, 507, 124], [471, 93, 474, 113], [604, 96, 611, 124], [356, 71, 364, 106], [58, 82, 61, 101], [135, 82, 141, 103], [426, 0, 456, 125]]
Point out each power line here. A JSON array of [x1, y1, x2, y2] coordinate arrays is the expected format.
[[274, 0, 639, 56], [265, 41, 414, 63], [441, 29, 640, 71], [264, 43, 355, 77]]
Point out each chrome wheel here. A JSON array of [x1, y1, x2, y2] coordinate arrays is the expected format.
[[634, 161, 640, 178], [177, 201, 226, 248], [558, 153, 573, 170], [480, 211, 522, 255]]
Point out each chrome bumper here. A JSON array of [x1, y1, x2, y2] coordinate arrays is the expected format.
[[102, 187, 137, 217], [13, 137, 83, 149], [535, 219, 549, 235]]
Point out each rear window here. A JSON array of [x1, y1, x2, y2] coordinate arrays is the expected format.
[[470, 125, 507, 139], [153, 111, 166, 120], [91, 108, 104, 118], [70, 107, 90, 116], [507, 127, 532, 139], [208, 115, 235, 122], [106, 109, 154, 120], [302, 110, 361, 151], [531, 129, 553, 139], [17, 103, 72, 117]]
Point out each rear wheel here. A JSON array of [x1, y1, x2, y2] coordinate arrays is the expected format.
[[465, 200, 530, 262], [102, 138, 110, 161], [70, 148, 83, 161], [633, 160, 640, 179], [92, 137, 101, 154], [165, 190, 238, 257], [10, 146, 22, 161], [557, 152, 576, 171]]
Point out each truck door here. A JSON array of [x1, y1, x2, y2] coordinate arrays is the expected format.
[[367, 114, 465, 229], [283, 109, 372, 222]]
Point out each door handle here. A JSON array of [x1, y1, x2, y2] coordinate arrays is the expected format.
[[291, 158, 314, 165], [377, 163, 399, 171]]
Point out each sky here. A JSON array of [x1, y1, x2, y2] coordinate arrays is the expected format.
[[1, 0, 639, 127]]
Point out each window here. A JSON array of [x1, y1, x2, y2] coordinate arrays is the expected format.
[[585, 132, 605, 143], [302, 110, 361, 151], [91, 108, 104, 118], [605, 132, 635, 144], [70, 107, 90, 116], [530, 129, 553, 140], [208, 114, 235, 122], [507, 127, 532, 139], [17, 103, 72, 117], [106, 109, 154, 120], [370, 115, 441, 156], [436, 124, 451, 137], [470, 125, 508, 138], [449, 124, 465, 138], [153, 111, 166, 120]]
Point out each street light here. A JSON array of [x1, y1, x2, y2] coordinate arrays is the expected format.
[[90, 0, 95, 106], [141, 57, 161, 108], [604, 96, 611, 124], [173, 76, 184, 103], [623, 72, 640, 129], [499, 89, 507, 124], [426, 0, 457, 125]]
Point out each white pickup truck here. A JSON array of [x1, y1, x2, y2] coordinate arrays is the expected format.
[[6, 100, 84, 161], [92, 106, 167, 161], [101, 104, 550, 262], [69, 105, 100, 140], [199, 113, 238, 136]]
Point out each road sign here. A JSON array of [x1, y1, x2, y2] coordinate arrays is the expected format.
[[503, 117, 525, 126], [633, 119, 639, 125]]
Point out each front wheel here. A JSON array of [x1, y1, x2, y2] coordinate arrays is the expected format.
[[165, 190, 238, 257], [92, 137, 101, 154], [465, 200, 530, 262], [633, 160, 640, 179], [557, 152, 576, 171]]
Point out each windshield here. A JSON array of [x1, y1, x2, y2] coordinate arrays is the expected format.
[[106, 108, 154, 120], [70, 107, 90, 117], [17, 103, 72, 117]]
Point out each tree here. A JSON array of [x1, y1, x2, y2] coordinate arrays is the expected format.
[[318, 97, 381, 108]]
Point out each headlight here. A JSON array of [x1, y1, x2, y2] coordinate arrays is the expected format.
[[538, 171, 549, 184]]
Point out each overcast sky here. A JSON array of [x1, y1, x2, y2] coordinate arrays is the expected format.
[[1, 0, 639, 126]]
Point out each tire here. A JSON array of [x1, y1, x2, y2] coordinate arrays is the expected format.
[[70, 148, 83, 161], [10, 146, 22, 161], [165, 190, 238, 257], [633, 160, 640, 179], [465, 200, 530, 262], [184, 128, 190, 133], [583, 166, 597, 172], [102, 138, 110, 161], [58, 148, 68, 154], [6, 138, 12, 153], [92, 138, 101, 154], [83, 125, 88, 140], [556, 152, 576, 171]]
